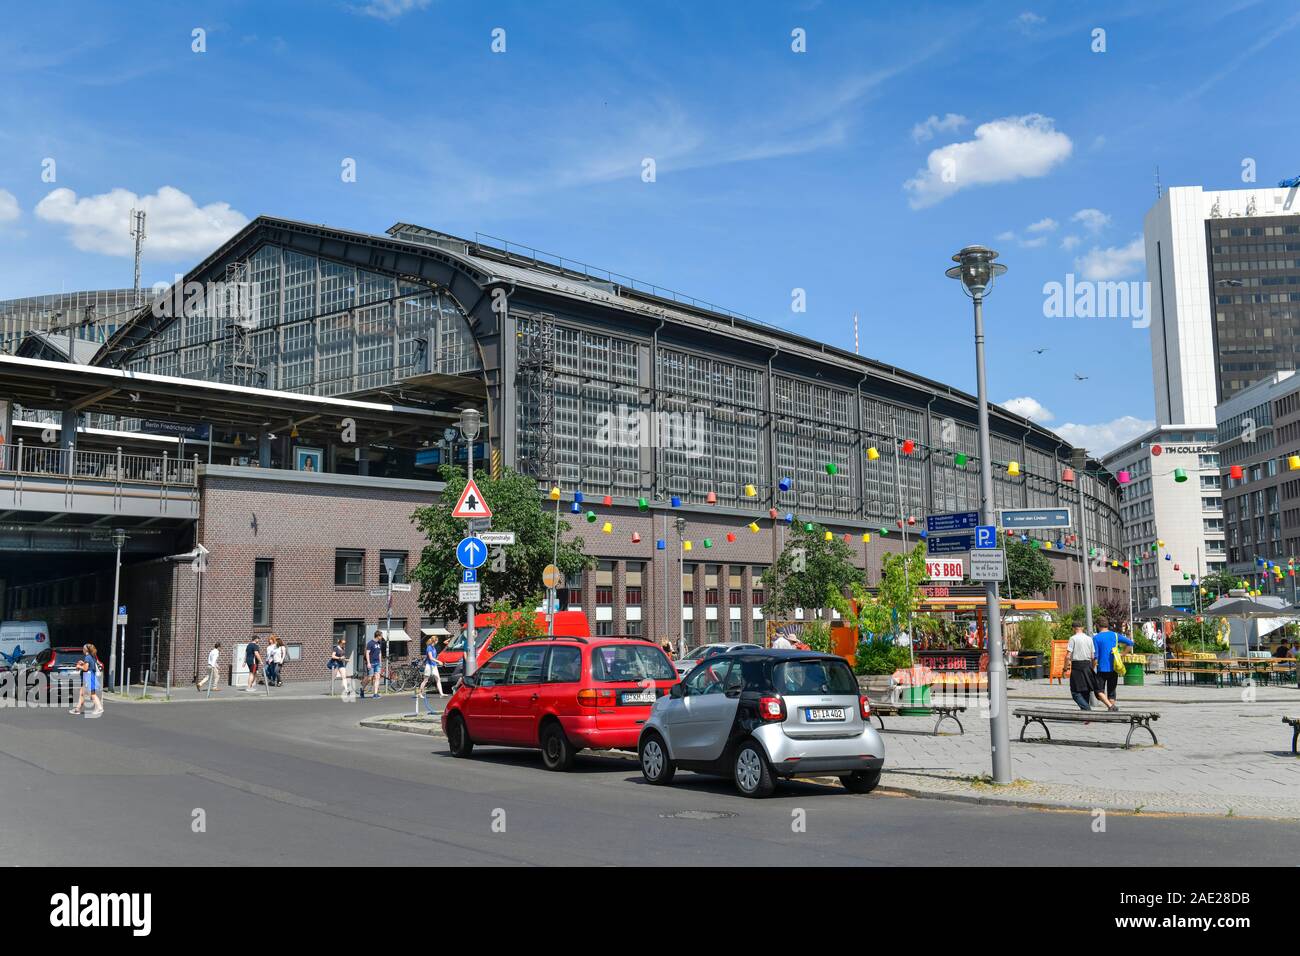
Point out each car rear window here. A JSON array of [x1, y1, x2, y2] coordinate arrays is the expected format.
[[775, 659, 857, 696], [590, 644, 675, 682]]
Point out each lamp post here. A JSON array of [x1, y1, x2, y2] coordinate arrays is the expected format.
[[108, 528, 128, 692], [946, 245, 1012, 785], [1070, 448, 1096, 634], [675, 515, 687, 658], [458, 407, 482, 677]]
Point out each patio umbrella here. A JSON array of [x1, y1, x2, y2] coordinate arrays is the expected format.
[[1134, 606, 1193, 620], [1200, 599, 1300, 656]]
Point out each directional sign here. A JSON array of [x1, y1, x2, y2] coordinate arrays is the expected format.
[[925, 557, 964, 582], [458, 583, 482, 603], [390, 583, 412, 592], [975, 525, 997, 549], [969, 549, 1007, 582], [456, 536, 487, 569], [927, 533, 973, 555], [462, 569, 477, 584], [478, 531, 515, 546], [369, 588, 389, 597], [451, 478, 493, 519], [927, 511, 980, 534], [999, 507, 1071, 530]]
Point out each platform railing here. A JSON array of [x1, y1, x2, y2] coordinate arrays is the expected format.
[[0, 439, 198, 487]]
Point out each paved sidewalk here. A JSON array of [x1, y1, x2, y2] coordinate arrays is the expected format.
[[106, 677, 449, 708]]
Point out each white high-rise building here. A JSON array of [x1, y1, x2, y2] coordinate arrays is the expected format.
[[1145, 184, 1300, 425]]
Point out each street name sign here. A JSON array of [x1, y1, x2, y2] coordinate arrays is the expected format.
[[479, 531, 515, 545], [998, 508, 1071, 530], [926, 511, 980, 534], [969, 549, 1007, 582]]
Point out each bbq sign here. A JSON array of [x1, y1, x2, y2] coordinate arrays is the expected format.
[[925, 558, 964, 582]]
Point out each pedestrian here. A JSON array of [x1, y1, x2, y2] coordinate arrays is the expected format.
[[1275, 640, 1292, 659], [265, 635, 285, 686], [244, 636, 263, 692], [274, 636, 287, 685], [659, 640, 675, 659], [1092, 620, 1134, 705], [364, 629, 384, 698], [1067, 624, 1114, 711], [197, 642, 222, 691], [71, 643, 104, 718], [329, 636, 352, 698], [771, 632, 793, 650], [418, 638, 445, 702]]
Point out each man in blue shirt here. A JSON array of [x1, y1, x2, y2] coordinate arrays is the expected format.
[[1092, 622, 1134, 705], [365, 630, 384, 699]]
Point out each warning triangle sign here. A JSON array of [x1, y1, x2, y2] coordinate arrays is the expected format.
[[451, 478, 493, 519]]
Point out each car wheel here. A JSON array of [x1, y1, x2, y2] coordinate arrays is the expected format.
[[639, 732, 676, 785], [840, 769, 882, 794], [733, 739, 775, 798], [539, 722, 576, 772], [446, 713, 474, 758]]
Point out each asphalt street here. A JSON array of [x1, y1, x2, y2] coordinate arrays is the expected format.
[[1, 697, 1297, 866]]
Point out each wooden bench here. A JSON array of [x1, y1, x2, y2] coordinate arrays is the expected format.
[[869, 700, 966, 735], [1284, 717, 1300, 755], [1013, 707, 1160, 749]]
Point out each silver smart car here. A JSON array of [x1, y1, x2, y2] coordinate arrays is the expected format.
[[638, 649, 885, 797]]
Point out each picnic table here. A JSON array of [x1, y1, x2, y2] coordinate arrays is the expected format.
[[1163, 657, 1296, 688], [869, 699, 966, 735], [1013, 707, 1160, 749]]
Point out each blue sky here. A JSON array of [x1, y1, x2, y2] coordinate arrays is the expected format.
[[2, 0, 1298, 455]]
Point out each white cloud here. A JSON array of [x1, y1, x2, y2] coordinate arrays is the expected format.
[[1001, 396, 1054, 423], [1014, 11, 1046, 31], [354, 0, 431, 20], [1072, 208, 1110, 233], [0, 189, 19, 223], [911, 112, 968, 143], [35, 186, 249, 258], [1026, 217, 1058, 233], [1021, 235, 1048, 248], [904, 114, 1072, 208], [1054, 416, 1155, 458], [1060, 234, 1081, 251], [1074, 237, 1145, 281]]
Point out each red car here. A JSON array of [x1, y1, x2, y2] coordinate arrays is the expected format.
[[436, 610, 590, 683], [441, 636, 678, 771]]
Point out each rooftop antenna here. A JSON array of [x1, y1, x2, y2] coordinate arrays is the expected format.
[[853, 312, 859, 355], [129, 208, 147, 302], [1154, 165, 1161, 200]]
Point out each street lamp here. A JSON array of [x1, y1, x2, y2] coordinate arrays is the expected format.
[[457, 407, 483, 676], [675, 515, 687, 658], [945, 245, 1012, 785], [108, 528, 128, 691], [1070, 447, 1096, 635]]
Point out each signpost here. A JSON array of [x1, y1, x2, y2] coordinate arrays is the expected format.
[[542, 564, 564, 635], [998, 508, 1071, 530], [451, 479, 493, 520], [478, 531, 515, 546], [969, 549, 1007, 582]]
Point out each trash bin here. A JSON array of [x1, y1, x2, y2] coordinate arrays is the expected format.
[[1122, 660, 1145, 686], [900, 683, 933, 714]]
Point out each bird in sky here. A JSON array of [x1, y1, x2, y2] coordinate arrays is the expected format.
[[1074, 372, 1089, 381], [1033, 347, 1049, 355]]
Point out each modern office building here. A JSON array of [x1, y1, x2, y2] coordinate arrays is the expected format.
[[1215, 371, 1300, 595], [1146, 185, 1300, 425], [0, 289, 144, 355], [0, 218, 1129, 681], [1102, 425, 1225, 611]]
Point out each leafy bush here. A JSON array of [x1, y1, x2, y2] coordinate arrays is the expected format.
[[801, 620, 833, 654], [854, 640, 913, 676], [1016, 619, 1053, 655], [1132, 632, 1160, 655], [485, 597, 544, 653]]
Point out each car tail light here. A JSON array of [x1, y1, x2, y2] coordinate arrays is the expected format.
[[577, 688, 616, 707], [859, 696, 871, 720], [577, 689, 599, 707], [758, 696, 785, 721]]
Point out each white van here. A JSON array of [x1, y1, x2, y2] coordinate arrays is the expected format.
[[0, 620, 51, 666]]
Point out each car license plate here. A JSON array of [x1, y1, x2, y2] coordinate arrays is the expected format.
[[806, 707, 846, 721], [621, 690, 655, 705]]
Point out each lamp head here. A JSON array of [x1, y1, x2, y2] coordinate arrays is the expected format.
[[458, 407, 482, 441], [946, 245, 1007, 298]]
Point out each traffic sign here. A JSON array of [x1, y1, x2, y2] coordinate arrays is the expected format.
[[998, 507, 1071, 530], [451, 479, 493, 519], [925, 557, 964, 582], [462, 569, 477, 584], [975, 525, 997, 549], [927, 533, 973, 555], [458, 583, 482, 603], [542, 564, 564, 589], [456, 537, 488, 569], [927, 511, 979, 534], [479, 531, 515, 545], [969, 549, 1007, 581], [390, 583, 412, 592], [369, 588, 389, 596]]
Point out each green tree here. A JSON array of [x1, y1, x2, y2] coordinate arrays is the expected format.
[[1200, 569, 1246, 602], [410, 466, 592, 623], [761, 522, 860, 619], [485, 597, 546, 652], [875, 543, 928, 637], [1000, 539, 1055, 599]]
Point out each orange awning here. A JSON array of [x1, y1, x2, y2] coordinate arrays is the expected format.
[[915, 597, 1057, 613]]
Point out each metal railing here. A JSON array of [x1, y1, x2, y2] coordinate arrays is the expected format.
[[0, 440, 199, 487]]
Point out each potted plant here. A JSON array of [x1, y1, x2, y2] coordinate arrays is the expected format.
[[854, 640, 911, 701], [1132, 631, 1163, 672], [1016, 619, 1052, 679]]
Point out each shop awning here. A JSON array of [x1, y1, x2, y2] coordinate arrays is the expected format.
[[421, 627, 450, 637], [378, 628, 411, 642], [916, 597, 1058, 613]]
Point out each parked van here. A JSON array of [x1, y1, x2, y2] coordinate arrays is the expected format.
[[0, 620, 51, 667], [437, 610, 590, 681]]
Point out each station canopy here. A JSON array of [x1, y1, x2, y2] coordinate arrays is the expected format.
[[0, 354, 451, 451]]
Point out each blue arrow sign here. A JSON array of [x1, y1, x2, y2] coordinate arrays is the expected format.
[[927, 533, 973, 555], [456, 537, 487, 569], [998, 508, 1071, 530], [975, 525, 997, 549]]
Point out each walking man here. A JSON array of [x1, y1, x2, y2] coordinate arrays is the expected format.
[[1067, 624, 1114, 711], [72, 643, 104, 718], [329, 635, 353, 699], [197, 642, 222, 691], [417, 638, 445, 704], [365, 629, 384, 699], [1092, 621, 1133, 705], [244, 636, 263, 692]]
